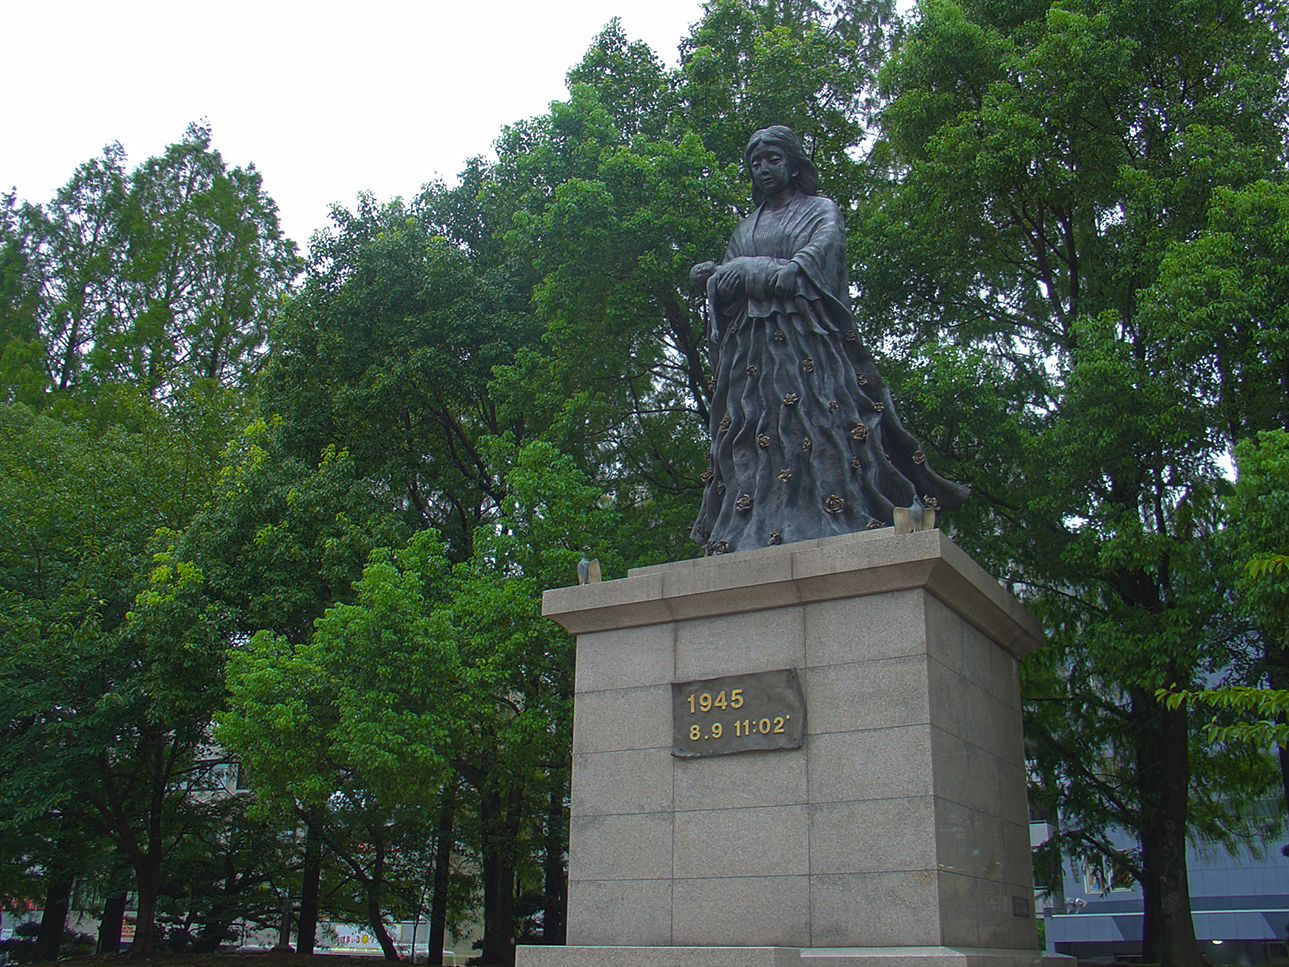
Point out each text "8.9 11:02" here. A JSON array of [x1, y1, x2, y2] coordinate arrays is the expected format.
[[672, 669, 805, 758]]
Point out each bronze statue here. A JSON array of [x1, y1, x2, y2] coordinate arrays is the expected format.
[[690, 126, 968, 555]]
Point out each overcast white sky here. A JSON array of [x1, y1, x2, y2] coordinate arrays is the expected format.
[[3, 0, 707, 248]]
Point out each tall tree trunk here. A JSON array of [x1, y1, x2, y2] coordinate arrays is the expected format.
[[428, 786, 457, 966], [542, 776, 568, 944], [365, 836, 400, 961], [366, 883, 400, 961], [1278, 740, 1289, 827], [1263, 641, 1289, 824], [479, 784, 523, 967], [98, 893, 127, 954], [129, 851, 161, 956], [1134, 687, 1203, 967], [297, 821, 322, 955], [35, 875, 73, 961]]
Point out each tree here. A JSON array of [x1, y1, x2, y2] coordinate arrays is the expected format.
[[1160, 431, 1289, 816], [151, 788, 301, 952], [1144, 189, 1289, 806], [218, 528, 460, 960], [0, 127, 300, 956], [1, 123, 299, 414], [864, 0, 1288, 963], [0, 405, 226, 955], [261, 193, 527, 560]]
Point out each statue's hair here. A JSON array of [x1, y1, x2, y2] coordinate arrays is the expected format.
[[745, 126, 819, 205]]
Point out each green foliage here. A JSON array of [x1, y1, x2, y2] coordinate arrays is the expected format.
[[218, 528, 457, 811], [1225, 431, 1289, 646], [0, 402, 230, 955], [7, 3, 1287, 960], [181, 416, 408, 640], [1143, 181, 1289, 442], [215, 439, 615, 960], [864, 0, 1289, 960], [0, 124, 302, 954], [262, 193, 526, 560], [1160, 686, 1289, 749], [680, 0, 892, 194], [0, 124, 299, 413], [1155, 431, 1289, 756]]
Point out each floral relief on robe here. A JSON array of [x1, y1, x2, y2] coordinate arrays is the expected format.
[[691, 192, 968, 554]]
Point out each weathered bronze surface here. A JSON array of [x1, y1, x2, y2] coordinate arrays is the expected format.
[[672, 668, 805, 757], [689, 126, 968, 554]]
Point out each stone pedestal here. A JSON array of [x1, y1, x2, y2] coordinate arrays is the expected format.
[[519, 529, 1063, 967]]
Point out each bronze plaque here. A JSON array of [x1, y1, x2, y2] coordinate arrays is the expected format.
[[672, 668, 805, 758]]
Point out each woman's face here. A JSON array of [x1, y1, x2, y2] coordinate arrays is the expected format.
[[749, 143, 796, 198]]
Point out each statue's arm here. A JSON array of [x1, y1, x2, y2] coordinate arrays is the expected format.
[[783, 198, 848, 300]]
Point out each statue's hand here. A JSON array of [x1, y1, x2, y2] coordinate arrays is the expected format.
[[771, 261, 800, 298], [689, 260, 718, 290], [713, 263, 743, 301]]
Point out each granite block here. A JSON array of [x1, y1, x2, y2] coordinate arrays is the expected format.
[[810, 870, 942, 947], [663, 549, 802, 619], [937, 872, 1036, 950], [961, 623, 995, 694], [798, 949, 1063, 967], [630, 555, 705, 578], [965, 746, 1006, 816], [572, 684, 671, 755], [804, 656, 930, 734], [576, 622, 676, 693], [997, 761, 1030, 827], [673, 804, 809, 879], [804, 591, 927, 667], [674, 606, 806, 681], [954, 683, 1024, 765], [548, 531, 1047, 959], [927, 657, 969, 741], [809, 726, 935, 804], [1001, 820, 1036, 894], [959, 683, 991, 753], [518, 946, 803, 967], [925, 595, 965, 676], [544, 572, 669, 635], [569, 812, 673, 882], [571, 748, 673, 816], [809, 797, 936, 875], [790, 531, 941, 602], [988, 696, 1025, 768], [988, 643, 1020, 710], [671, 875, 811, 947], [673, 744, 807, 811], [933, 799, 1004, 882], [548, 530, 1043, 653], [930, 729, 1003, 814], [565, 877, 673, 946]]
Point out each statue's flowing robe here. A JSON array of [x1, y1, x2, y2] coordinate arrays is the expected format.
[[690, 192, 968, 554]]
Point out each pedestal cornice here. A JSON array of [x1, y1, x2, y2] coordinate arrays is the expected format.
[[542, 529, 1042, 659]]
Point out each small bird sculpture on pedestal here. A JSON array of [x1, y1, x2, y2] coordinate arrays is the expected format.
[[577, 551, 601, 585], [892, 504, 937, 534]]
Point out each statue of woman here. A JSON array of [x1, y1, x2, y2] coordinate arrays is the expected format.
[[689, 126, 968, 554]]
